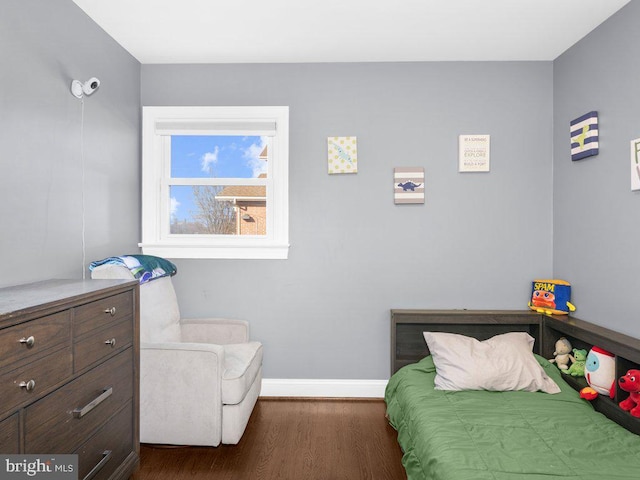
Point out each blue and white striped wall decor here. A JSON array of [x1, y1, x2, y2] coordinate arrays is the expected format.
[[570, 111, 599, 161], [394, 167, 425, 204]]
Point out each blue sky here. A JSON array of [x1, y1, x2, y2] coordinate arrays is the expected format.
[[170, 135, 267, 223]]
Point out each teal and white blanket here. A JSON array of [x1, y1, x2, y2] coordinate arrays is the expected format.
[[89, 255, 177, 284]]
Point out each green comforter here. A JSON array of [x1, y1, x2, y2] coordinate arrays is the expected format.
[[385, 356, 640, 480]]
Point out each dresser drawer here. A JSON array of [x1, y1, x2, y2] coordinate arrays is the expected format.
[[24, 348, 133, 454], [0, 413, 19, 453], [74, 319, 133, 372], [75, 403, 134, 480], [74, 292, 133, 338], [0, 310, 71, 370], [0, 346, 72, 416]]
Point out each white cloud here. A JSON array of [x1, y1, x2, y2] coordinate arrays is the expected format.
[[170, 197, 180, 219], [201, 146, 219, 174], [244, 136, 268, 177]]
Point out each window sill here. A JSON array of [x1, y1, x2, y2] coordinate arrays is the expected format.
[[138, 243, 290, 260]]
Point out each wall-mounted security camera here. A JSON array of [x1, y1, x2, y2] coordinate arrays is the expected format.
[[71, 77, 101, 99]]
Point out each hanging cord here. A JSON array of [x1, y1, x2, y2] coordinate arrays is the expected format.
[[80, 97, 87, 279]]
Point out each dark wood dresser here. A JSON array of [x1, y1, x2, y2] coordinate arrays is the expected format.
[[0, 279, 139, 480]]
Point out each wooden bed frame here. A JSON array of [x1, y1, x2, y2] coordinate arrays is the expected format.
[[391, 309, 640, 435]]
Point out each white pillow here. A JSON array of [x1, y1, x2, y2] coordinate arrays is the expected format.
[[422, 331, 560, 394]]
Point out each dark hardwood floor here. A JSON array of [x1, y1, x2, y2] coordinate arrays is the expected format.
[[134, 398, 406, 480]]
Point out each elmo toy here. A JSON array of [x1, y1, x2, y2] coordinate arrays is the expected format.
[[618, 369, 640, 418]]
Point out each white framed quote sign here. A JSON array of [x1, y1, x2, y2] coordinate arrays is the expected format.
[[459, 134, 490, 172]]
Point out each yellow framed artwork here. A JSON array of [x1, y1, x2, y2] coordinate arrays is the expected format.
[[328, 136, 357, 174]]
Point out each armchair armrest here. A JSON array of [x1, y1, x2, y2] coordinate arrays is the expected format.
[[139, 342, 225, 446], [180, 318, 250, 344]]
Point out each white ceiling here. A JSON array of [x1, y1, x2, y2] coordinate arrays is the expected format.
[[72, 0, 630, 64]]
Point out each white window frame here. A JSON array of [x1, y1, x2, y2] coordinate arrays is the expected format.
[[140, 106, 289, 259]]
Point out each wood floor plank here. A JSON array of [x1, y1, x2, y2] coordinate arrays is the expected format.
[[134, 398, 406, 480]]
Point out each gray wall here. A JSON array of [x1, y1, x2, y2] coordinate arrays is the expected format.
[[0, 0, 140, 287], [553, 0, 640, 338], [142, 62, 554, 379], [11, 0, 633, 381]]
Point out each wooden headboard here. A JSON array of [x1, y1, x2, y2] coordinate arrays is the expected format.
[[391, 309, 542, 373], [390, 309, 640, 435]]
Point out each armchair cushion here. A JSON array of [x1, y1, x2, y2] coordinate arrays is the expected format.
[[222, 342, 263, 405], [181, 318, 249, 344], [141, 277, 181, 343]]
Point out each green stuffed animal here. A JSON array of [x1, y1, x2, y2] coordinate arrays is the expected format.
[[564, 348, 587, 377]]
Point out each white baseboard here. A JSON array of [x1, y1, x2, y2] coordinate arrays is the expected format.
[[260, 378, 388, 398]]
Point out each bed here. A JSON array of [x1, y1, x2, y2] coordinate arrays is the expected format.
[[385, 310, 640, 480]]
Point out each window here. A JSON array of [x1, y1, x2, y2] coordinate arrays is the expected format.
[[140, 106, 289, 259]]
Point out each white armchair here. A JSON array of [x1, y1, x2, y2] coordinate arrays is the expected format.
[[90, 265, 263, 447]]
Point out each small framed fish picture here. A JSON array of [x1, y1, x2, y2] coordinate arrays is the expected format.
[[328, 136, 357, 174], [394, 167, 425, 204]]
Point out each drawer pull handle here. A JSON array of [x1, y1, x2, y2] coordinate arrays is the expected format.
[[104, 307, 116, 316], [83, 450, 112, 480], [19, 379, 36, 392], [19, 336, 35, 348], [105, 338, 117, 348], [73, 387, 113, 418]]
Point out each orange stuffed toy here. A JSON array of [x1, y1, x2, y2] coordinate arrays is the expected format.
[[618, 369, 640, 418]]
